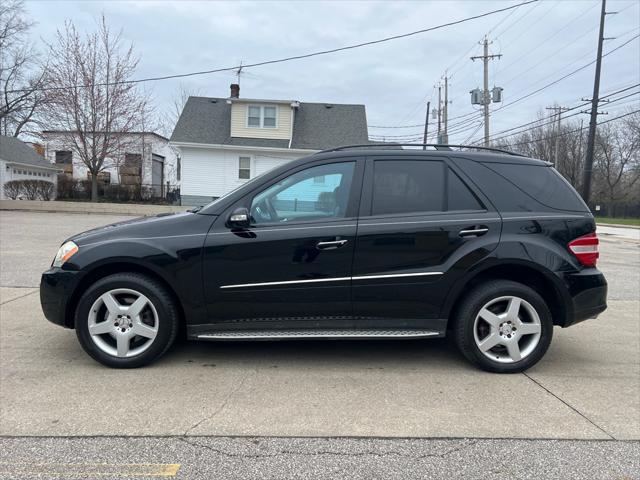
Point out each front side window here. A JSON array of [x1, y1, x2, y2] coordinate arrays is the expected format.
[[250, 162, 355, 224], [239, 156, 251, 179], [247, 105, 278, 128]]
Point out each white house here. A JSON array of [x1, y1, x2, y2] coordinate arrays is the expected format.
[[0, 135, 62, 200], [41, 131, 180, 197], [170, 84, 369, 206]]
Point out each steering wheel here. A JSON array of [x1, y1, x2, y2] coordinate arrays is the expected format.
[[252, 197, 279, 223]]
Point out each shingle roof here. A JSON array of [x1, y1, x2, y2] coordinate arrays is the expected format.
[[0, 135, 58, 170], [170, 97, 369, 150]]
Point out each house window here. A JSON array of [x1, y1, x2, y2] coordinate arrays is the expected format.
[[239, 157, 251, 179], [176, 156, 181, 181], [124, 153, 142, 169], [247, 106, 261, 127], [246, 105, 278, 128], [263, 106, 277, 127], [55, 151, 72, 164]]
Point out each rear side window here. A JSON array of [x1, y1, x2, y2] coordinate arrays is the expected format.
[[371, 160, 482, 216], [448, 170, 483, 211], [486, 163, 588, 212]]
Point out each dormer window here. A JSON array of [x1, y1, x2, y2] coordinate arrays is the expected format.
[[247, 105, 278, 128]]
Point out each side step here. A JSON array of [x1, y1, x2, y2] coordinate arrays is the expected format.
[[196, 329, 441, 341]]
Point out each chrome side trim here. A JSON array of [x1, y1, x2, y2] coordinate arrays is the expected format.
[[197, 329, 441, 340], [220, 271, 443, 289], [351, 272, 443, 281], [220, 276, 351, 289]]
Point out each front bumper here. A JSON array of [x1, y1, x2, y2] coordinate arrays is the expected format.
[[563, 268, 608, 327], [40, 268, 83, 328]]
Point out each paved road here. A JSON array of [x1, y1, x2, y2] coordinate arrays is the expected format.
[[1, 211, 638, 479]]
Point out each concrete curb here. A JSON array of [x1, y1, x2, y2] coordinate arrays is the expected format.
[[596, 222, 640, 230], [0, 199, 189, 216]]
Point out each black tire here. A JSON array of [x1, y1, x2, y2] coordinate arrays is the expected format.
[[452, 280, 553, 373], [75, 273, 179, 368]]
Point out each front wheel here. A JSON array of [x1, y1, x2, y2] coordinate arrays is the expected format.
[[452, 280, 553, 373], [75, 273, 179, 368]]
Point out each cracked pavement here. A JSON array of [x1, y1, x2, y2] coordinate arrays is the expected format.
[[1, 211, 638, 479]]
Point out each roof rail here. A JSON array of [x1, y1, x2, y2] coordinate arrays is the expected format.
[[315, 143, 525, 157]]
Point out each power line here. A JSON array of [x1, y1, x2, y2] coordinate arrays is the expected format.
[[477, 89, 639, 144], [446, 20, 639, 130], [507, 108, 639, 147], [7, 0, 539, 94], [460, 83, 639, 144]]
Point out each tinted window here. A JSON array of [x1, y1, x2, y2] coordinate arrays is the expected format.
[[487, 163, 588, 212], [372, 160, 445, 215], [251, 162, 355, 224], [448, 170, 483, 211]]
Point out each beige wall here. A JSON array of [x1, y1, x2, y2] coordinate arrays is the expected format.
[[230, 102, 292, 140]]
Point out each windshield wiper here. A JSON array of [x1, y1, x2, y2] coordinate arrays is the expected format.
[[188, 205, 203, 213]]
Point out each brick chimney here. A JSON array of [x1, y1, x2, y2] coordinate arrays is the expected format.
[[230, 83, 240, 98]]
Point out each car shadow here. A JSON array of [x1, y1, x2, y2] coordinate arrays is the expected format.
[[161, 337, 472, 372]]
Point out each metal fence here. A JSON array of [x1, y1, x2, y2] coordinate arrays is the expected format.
[[57, 177, 180, 205]]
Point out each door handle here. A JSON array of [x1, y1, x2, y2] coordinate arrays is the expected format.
[[316, 239, 348, 250], [459, 226, 489, 237]]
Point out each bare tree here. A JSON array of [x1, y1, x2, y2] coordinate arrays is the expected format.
[[157, 83, 202, 138], [0, 0, 47, 137], [42, 16, 150, 201], [592, 110, 640, 213]]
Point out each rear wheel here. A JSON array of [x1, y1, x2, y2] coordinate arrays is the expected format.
[[75, 273, 179, 368], [453, 280, 553, 373]]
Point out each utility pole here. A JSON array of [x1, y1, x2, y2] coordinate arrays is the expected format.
[[581, 0, 607, 204], [471, 36, 502, 146], [545, 105, 570, 168], [443, 74, 449, 144], [423, 101, 430, 150], [437, 85, 442, 143]]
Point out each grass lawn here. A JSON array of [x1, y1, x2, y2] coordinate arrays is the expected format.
[[596, 216, 640, 227]]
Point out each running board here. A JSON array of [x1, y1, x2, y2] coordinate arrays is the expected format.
[[196, 329, 441, 341]]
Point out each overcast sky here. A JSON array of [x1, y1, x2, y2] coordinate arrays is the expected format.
[[25, 0, 640, 144]]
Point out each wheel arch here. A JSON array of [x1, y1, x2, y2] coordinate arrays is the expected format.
[[442, 260, 572, 328], [64, 260, 186, 329]]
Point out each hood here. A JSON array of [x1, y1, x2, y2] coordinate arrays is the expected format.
[[69, 211, 215, 246]]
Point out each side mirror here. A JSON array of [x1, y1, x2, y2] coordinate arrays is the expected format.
[[227, 207, 250, 228]]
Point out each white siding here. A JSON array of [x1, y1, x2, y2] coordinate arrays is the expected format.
[[0, 160, 59, 200], [230, 103, 292, 140], [179, 146, 304, 198]]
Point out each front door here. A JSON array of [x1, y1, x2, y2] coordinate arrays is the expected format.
[[200, 158, 364, 331], [352, 156, 501, 331]]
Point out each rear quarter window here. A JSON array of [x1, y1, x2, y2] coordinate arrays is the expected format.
[[485, 163, 588, 212]]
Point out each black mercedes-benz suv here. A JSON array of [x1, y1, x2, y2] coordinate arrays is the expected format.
[[40, 145, 607, 372]]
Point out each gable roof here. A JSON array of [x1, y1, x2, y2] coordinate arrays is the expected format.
[[0, 135, 59, 170], [170, 97, 369, 150]]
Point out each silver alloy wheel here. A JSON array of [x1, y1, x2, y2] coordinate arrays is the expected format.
[[473, 295, 542, 364], [87, 288, 159, 358]]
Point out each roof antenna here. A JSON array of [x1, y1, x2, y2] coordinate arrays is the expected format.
[[235, 60, 244, 87]]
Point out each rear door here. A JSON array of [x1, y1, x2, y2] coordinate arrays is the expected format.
[[352, 155, 501, 330]]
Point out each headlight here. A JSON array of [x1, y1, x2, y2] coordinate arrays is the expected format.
[[53, 241, 79, 267]]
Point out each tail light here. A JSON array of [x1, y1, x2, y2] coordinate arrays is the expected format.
[[568, 232, 599, 267]]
